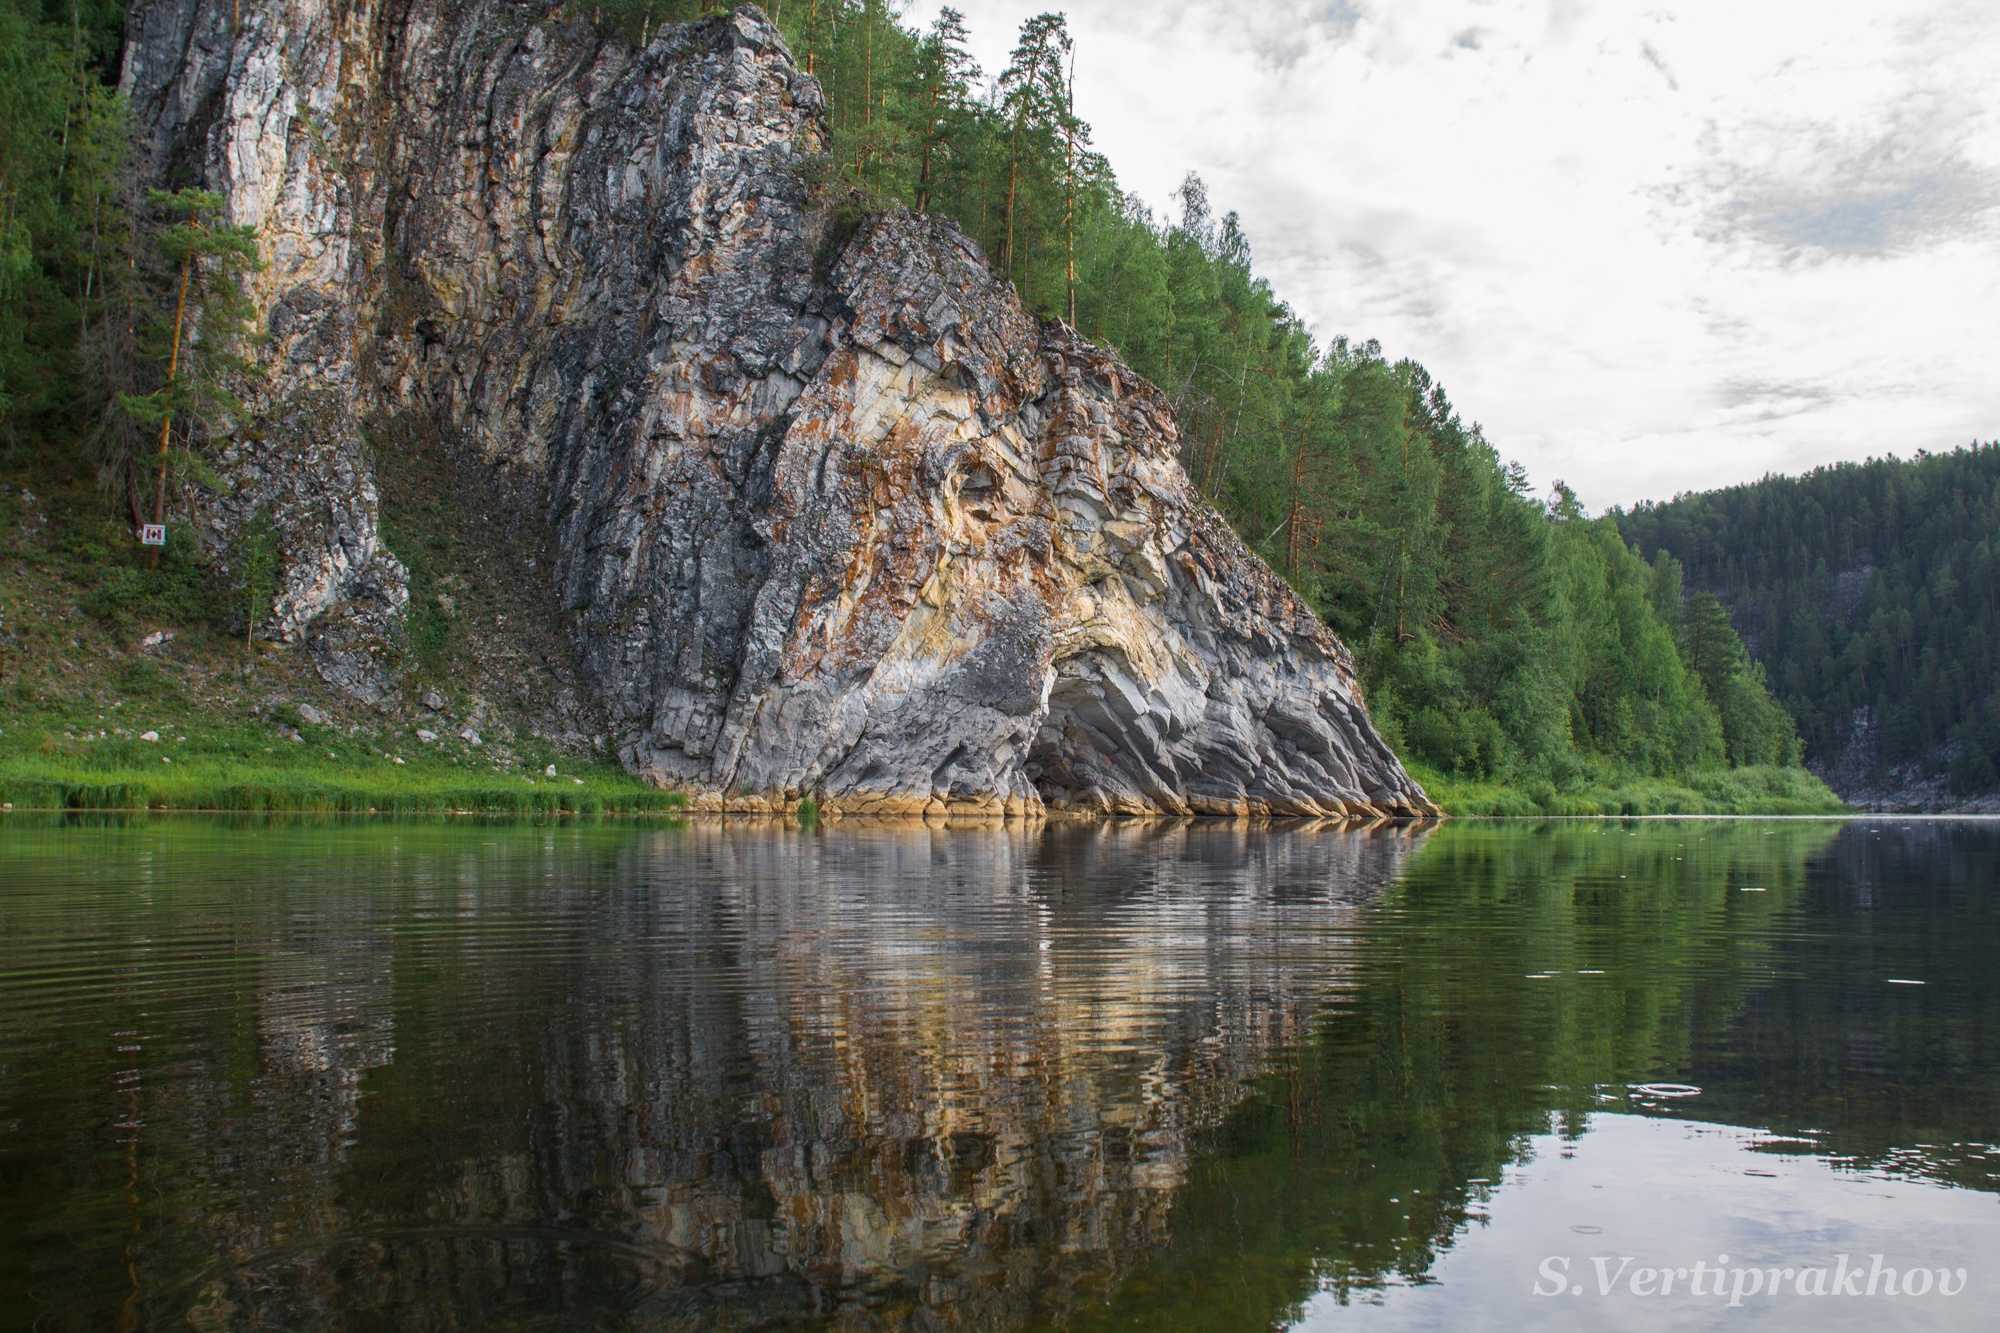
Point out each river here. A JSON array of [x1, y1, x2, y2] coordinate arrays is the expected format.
[[1, 816, 1994, 1330]]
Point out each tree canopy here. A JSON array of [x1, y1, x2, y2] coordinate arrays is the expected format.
[[1618, 444, 2000, 792], [714, 0, 1798, 788], [1, 0, 1811, 794]]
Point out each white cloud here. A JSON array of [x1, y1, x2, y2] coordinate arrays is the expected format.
[[914, 0, 2000, 510]]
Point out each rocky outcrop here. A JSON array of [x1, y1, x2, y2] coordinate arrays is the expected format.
[[1810, 707, 2000, 813], [122, 0, 1436, 818]]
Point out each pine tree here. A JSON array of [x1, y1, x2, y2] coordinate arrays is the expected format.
[[110, 189, 259, 559], [911, 8, 978, 215], [995, 13, 1070, 280]]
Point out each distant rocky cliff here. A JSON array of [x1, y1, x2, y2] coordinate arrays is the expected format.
[[122, 0, 1436, 819]]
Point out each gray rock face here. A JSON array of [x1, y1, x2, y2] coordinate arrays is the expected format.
[[1810, 706, 2000, 813], [123, 0, 1436, 818]]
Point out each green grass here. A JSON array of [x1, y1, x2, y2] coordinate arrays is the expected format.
[[0, 446, 1839, 821], [1, 434, 690, 816], [0, 705, 686, 813], [0, 719, 686, 813], [1407, 761, 1847, 817]]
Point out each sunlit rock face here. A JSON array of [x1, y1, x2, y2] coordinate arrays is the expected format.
[[122, 0, 1435, 817]]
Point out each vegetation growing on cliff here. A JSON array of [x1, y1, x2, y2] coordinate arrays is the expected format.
[[0, 468, 681, 811], [0, 0, 1836, 811], [714, 0, 1818, 798], [1618, 443, 2000, 795]]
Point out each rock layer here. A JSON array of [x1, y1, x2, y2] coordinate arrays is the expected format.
[[122, 0, 1437, 818]]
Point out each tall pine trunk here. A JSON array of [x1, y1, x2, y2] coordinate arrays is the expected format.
[[1062, 55, 1076, 325], [1284, 405, 1321, 580], [1001, 151, 1019, 278], [147, 249, 193, 568]]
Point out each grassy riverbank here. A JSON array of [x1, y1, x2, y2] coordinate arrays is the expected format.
[[0, 454, 1836, 819], [0, 719, 1836, 818], [0, 703, 685, 814], [1408, 761, 1847, 817], [0, 466, 680, 815]]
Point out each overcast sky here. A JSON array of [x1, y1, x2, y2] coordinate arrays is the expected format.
[[912, 0, 2000, 513]]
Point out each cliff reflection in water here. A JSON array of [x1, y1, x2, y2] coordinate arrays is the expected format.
[[0, 818, 1429, 1330], [7, 818, 1997, 1331]]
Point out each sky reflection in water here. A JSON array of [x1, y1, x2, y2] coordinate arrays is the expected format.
[[0, 816, 1994, 1330]]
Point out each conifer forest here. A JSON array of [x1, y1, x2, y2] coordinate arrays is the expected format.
[[1619, 445, 2000, 800], [1, 0, 1983, 805]]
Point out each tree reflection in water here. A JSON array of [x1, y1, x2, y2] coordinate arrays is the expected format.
[[2, 817, 1996, 1331]]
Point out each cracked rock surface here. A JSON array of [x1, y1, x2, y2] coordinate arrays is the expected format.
[[124, 0, 1436, 818]]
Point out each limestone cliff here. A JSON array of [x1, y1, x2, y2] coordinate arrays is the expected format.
[[122, 0, 1437, 818]]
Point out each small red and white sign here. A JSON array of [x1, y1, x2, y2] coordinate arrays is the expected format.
[[139, 523, 166, 546]]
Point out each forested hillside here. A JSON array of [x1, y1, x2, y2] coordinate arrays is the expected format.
[[0, 0, 1834, 811], [712, 0, 1808, 802], [0, 0, 126, 430], [1618, 445, 2000, 808]]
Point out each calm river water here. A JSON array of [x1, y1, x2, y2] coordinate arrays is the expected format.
[[1, 817, 1995, 1330]]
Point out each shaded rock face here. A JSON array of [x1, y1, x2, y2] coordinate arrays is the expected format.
[[1809, 707, 2000, 814], [124, 0, 1436, 818]]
